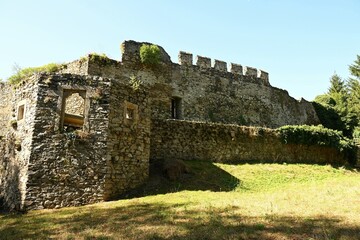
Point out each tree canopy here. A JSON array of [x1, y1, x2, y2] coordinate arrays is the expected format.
[[314, 56, 360, 139]]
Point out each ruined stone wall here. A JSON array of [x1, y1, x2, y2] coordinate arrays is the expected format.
[[105, 79, 151, 200], [0, 77, 38, 211], [60, 58, 89, 76], [80, 41, 319, 128], [13, 73, 152, 210], [151, 119, 348, 165], [0, 83, 14, 136], [23, 74, 112, 210]]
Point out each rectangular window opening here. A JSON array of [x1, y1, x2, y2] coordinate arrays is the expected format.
[[61, 90, 86, 132], [171, 97, 182, 119], [126, 108, 135, 120], [124, 101, 139, 125], [17, 104, 25, 121]]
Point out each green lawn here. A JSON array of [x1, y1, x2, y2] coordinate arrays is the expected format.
[[1, 162, 360, 240]]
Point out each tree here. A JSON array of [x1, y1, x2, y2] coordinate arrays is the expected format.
[[327, 73, 348, 118], [349, 55, 360, 80], [328, 73, 345, 95], [347, 56, 360, 133], [314, 71, 358, 138]]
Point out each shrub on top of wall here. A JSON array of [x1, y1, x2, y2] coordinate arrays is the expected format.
[[8, 63, 62, 85], [277, 125, 357, 165], [139, 44, 161, 66], [88, 53, 112, 65]]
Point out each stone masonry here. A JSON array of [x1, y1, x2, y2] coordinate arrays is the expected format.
[[0, 40, 344, 211]]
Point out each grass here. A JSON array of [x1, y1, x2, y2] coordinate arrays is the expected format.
[[8, 63, 63, 85], [1, 162, 360, 239]]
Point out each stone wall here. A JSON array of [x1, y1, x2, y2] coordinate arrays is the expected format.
[[0, 83, 14, 136], [68, 40, 320, 128], [105, 78, 150, 200], [0, 77, 38, 211], [60, 58, 89, 76], [150, 119, 348, 165], [23, 74, 111, 210], [9, 73, 152, 210]]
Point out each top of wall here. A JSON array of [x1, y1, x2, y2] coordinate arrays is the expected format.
[[120, 40, 270, 86], [121, 40, 172, 64], [178, 51, 269, 85]]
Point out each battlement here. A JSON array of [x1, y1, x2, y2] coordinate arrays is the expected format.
[[196, 55, 211, 68], [178, 51, 193, 65], [178, 51, 269, 84]]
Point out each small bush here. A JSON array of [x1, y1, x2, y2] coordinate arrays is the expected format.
[[88, 53, 111, 64], [139, 44, 161, 66], [277, 125, 357, 165], [8, 63, 62, 85], [129, 75, 143, 91]]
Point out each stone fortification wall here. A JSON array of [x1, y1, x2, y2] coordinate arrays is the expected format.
[[0, 82, 15, 136], [0, 77, 38, 211], [105, 79, 150, 200], [15, 73, 151, 210], [23, 73, 111, 210], [74, 40, 319, 128], [151, 119, 348, 165], [60, 58, 89, 76]]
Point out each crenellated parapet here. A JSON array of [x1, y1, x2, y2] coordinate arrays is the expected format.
[[214, 60, 227, 72], [244, 66, 257, 77], [230, 63, 243, 75], [258, 69, 269, 85], [196, 55, 211, 68], [178, 51, 193, 65], [178, 51, 269, 85]]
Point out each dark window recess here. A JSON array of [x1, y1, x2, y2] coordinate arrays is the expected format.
[[171, 97, 182, 119], [126, 108, 134, 120]]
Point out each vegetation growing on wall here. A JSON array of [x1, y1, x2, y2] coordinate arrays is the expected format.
[[129, 75, 143, 91], [8, 63, 62, 85], [277, 125, 357, 165], [139, 44, 161, 66], [88, 53, 112, 64]]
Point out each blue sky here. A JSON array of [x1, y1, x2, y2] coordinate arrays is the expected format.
[[1, 0, 359, 100]]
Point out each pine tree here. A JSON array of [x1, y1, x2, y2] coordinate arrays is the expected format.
[[315, 56, 360, 138], [349, 55, 360, 80], [328, 73, 345, 95]]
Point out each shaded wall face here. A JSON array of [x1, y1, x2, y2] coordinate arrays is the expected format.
[[166, 65, 319, 128], [0, 79, 38, 211], [24, 74, 111, 210], [105, 79, 151, 200], [151, 119, 347, 165], [85, 57, 319, 128]]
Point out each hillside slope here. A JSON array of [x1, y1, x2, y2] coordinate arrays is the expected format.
[[1, 162, 360, 240]]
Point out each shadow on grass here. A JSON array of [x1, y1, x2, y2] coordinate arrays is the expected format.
[[1, 202, 359, 240], [121, 159, 241, 199]]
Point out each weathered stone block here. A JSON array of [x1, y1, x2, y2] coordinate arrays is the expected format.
[[245, 66, 257, 77], [214, 60, 227, 72], [258, 69, 269, 85], [196, 55, 211, 68], [178, 51, 193, 66], [230, 63, 243, 75]]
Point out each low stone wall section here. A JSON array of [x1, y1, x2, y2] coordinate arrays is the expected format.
[[150, 119, 348, 165]]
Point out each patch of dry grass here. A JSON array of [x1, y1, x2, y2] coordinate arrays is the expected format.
[[1, 163, 360, 239]]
